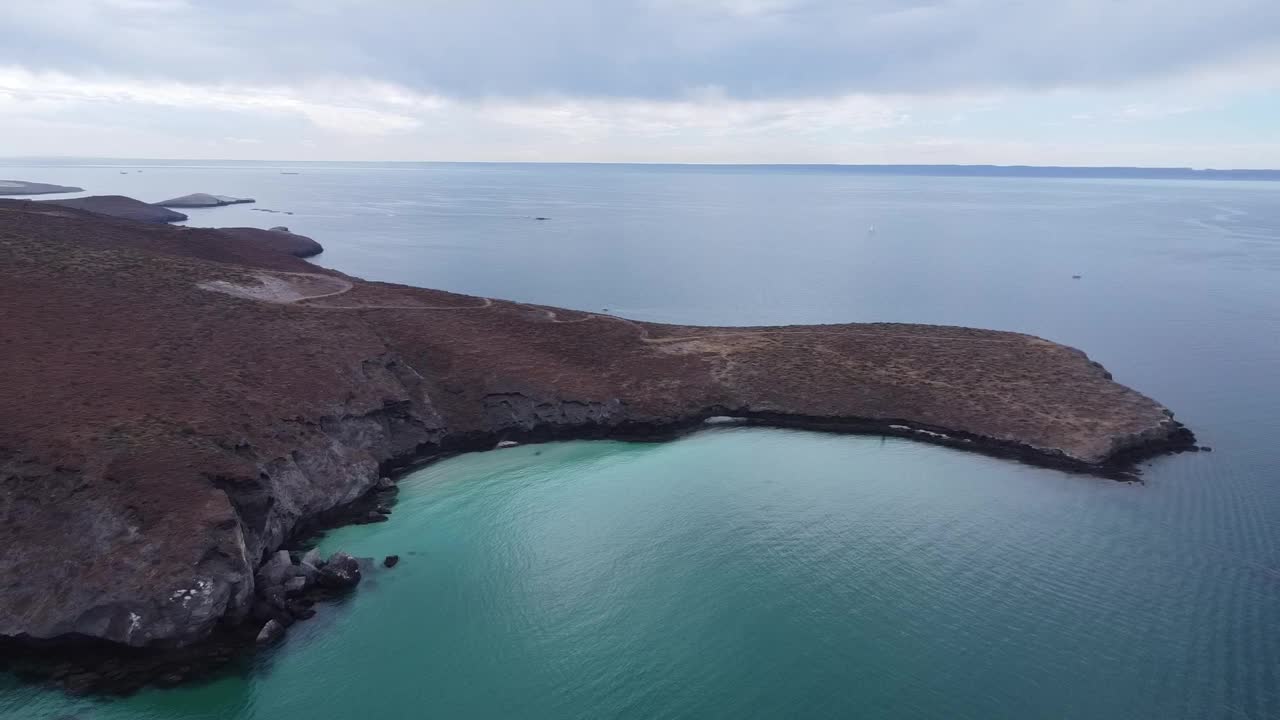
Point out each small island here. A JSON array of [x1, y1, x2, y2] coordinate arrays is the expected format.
[[157, 193, 256, 208], [0, 199, 1194, 692]]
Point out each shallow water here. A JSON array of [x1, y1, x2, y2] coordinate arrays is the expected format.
[[2, 161, 1279, 719]]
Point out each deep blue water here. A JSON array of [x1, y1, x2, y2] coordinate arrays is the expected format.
[[1, 161, 1279, 719]]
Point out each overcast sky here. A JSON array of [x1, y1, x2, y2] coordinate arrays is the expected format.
[[1, 0, 1277, 165]]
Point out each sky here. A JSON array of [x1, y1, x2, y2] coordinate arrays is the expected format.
[[0, 0, 1278, 166]]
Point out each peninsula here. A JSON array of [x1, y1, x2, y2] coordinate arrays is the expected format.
[[40, 194, 189, 224], [0, 180, 83, 195], [0, 199, 1193, 685]]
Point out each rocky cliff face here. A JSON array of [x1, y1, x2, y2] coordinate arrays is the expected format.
[[0, 200, 1195, 653], [0, 354, 445, 648]]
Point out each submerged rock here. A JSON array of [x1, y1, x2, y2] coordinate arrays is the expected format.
[[383, 555, 400, 568], [287, 602, 316, 620]]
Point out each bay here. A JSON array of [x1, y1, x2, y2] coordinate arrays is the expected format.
[[3, 161, 1278, 719]]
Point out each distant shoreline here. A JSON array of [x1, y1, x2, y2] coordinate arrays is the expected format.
[[1, 158, 1278, 181]]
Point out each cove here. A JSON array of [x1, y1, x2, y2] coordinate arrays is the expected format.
[[7, 427, 1234, 720]]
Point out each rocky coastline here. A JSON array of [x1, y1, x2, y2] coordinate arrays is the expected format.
[[0, 198, 1197, 695]]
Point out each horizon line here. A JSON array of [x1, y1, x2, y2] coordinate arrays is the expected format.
[[2, 157, 1280, 177]]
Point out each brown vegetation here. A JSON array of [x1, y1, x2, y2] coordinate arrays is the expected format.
[[0, 198, 1191, 656]]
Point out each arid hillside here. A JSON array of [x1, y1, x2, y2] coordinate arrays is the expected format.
[[0, 199, 1192, 652]]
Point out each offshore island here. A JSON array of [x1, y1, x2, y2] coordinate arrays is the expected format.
[[0, 197, 1194, 692]]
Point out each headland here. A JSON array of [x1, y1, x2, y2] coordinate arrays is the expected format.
[[0, 197, 1195, 691]]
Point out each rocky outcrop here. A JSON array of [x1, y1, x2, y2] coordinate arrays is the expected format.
[[317, 553, 362, 590], [215, 227, 324, 257], [0, 180, 82, 195], [157, 193, 255, 208], [39, 195, 188, 224], [255, 619, 285, 645], [0, 199, 1196, 675], [243, 548, 362, 648]]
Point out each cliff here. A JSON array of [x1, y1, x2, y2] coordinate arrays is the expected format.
[[0, 199, 1193, 653]]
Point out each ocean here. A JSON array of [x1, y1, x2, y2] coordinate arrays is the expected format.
[[2, 160, 1278, 719]]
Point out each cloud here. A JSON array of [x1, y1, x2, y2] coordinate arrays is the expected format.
[[0, 1, 1276, 165], [0, 65, 908, 144], [0, 67, 424, 135], [1, 0, 1277, 99]]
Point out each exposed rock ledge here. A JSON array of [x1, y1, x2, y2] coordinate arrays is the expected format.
[[0, 200, 1194, 672]]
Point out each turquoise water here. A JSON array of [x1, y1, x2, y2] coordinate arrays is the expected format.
[[2, 162, 1279, 718]]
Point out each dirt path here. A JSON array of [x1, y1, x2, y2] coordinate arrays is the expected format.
[[201, 271, 493, 310], [300, 296, 495, 311], [529, 306, 1028, 347], [202, 271, 1028, 348]]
